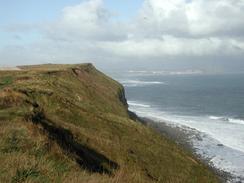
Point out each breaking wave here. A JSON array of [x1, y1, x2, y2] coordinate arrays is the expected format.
[[127, 100, 244, 181], [209, 116, 244, 125], [121, 80, 166, 87], [127, 101, 151, 108]]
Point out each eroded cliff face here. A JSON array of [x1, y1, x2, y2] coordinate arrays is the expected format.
[[0, 64, 219, 183], [117, 87, 128, 107]]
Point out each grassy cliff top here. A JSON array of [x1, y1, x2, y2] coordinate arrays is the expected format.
[[0, 64, 219, 182]]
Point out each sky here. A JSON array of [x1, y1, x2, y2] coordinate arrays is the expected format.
[[0, 0, 244, 73]]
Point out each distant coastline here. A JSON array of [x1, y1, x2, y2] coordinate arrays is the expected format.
[[0, 67, 20, 70]]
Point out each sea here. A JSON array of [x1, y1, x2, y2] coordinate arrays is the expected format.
[[106, 69, 244, 182]]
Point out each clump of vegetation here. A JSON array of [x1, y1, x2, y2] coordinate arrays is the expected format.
[[12, 168, 40, 183], [0, 64, 220, 182], [0, 76, 13, 89]]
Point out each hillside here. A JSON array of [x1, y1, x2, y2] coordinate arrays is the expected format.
[[0, 64, 219, 183]]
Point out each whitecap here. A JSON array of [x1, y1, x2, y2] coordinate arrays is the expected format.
[[209, 116, 223, 120], [128, 101, 151, 108], [228, 118, 244, 125], [121, 80, 165, 87], [209, 116, 244, 125]]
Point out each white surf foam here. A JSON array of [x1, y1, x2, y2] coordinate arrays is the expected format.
[[209, 116, 244, 125], [121, 80, 165, 87], [128, 101, 151, 108], [228, 118, 244, 125], [209, 116, 223, 120], [127, 70, 203, 76], [128, 101, 244, 181]]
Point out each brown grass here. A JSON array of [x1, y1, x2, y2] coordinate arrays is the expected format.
[[0, 64, 220, 182]]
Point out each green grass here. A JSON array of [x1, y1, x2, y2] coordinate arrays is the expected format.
[[12, 168, 40, 183], [0, 76, 13, 89], [0, 64, 220, 182]]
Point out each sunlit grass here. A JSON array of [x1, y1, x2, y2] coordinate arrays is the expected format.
[[0, 64, 220, 182]]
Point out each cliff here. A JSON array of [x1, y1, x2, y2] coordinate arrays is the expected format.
[[0, 64, 219, 182]]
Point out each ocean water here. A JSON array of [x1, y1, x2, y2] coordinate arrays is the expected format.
[[108, 70, 244, 182]]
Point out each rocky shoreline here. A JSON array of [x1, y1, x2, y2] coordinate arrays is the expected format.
[[134, 115, 233, 183]]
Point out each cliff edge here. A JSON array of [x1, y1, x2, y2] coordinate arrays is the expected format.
[[0, 64, 219, 182]]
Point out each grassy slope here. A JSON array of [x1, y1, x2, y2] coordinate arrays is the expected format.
[[0, 64, 219, 183]]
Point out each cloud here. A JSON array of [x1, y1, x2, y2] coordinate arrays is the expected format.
[[98, 36, 244, 58], [42, 0, 244, 58], [1, 0, 244, 67], [44, 0, 126, 42], [185, 0, 244, 36], [136, 0, 244, 37]]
